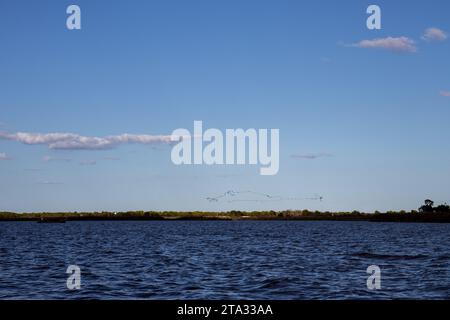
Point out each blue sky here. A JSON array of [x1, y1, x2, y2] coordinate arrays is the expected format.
[[1, 0, 450, 212]]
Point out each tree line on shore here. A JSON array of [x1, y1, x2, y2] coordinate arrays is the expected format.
[[418, 199, 450, 213], [0, 199, 449, 221]]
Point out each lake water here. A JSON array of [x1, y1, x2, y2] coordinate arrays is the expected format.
[[0, 220, 449, 299]]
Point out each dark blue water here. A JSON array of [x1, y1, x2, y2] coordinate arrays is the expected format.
[[0, 221, 449, 299]]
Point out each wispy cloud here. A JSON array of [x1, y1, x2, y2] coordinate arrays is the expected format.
[[291, 153, 333, 160], [36, 181, 64, 185], [440, 91, 450, 97], [215, 173, 246, 178], [103, 156, 120, 161], [0, 132, 173, 150], [422, 27, 447, 42], [0, 152, 10, 160], [43, 155, 72, 162], [350, 36, 417, 53]]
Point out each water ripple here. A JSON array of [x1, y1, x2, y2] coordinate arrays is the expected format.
[[0, 221, 450, 299]]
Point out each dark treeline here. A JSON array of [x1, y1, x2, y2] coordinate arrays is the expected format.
[[418, 199, 450, 213], [1, 200, 450, 222]]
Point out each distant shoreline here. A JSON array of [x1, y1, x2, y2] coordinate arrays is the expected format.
[[1, 211, 450, 223]]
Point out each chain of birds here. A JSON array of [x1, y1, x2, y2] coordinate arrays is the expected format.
[[205, 190, 323, 203]]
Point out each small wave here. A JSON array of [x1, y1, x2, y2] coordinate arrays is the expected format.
[[351, 252, 428, 260], [257, 277, 295, 289], [435, 254, 450, 261]]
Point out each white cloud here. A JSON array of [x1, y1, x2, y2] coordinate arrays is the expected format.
[[43, 155, 72, 162], [0, 152, 9, 160], [440, 91, 450, 97], [36, 181, 63, 185], [351, 37, 417, 53], [422, 28, 447, 42], [0, 131, 173, 150]]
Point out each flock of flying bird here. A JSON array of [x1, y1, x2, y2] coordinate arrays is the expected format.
[[205, 190, 323, 203]]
